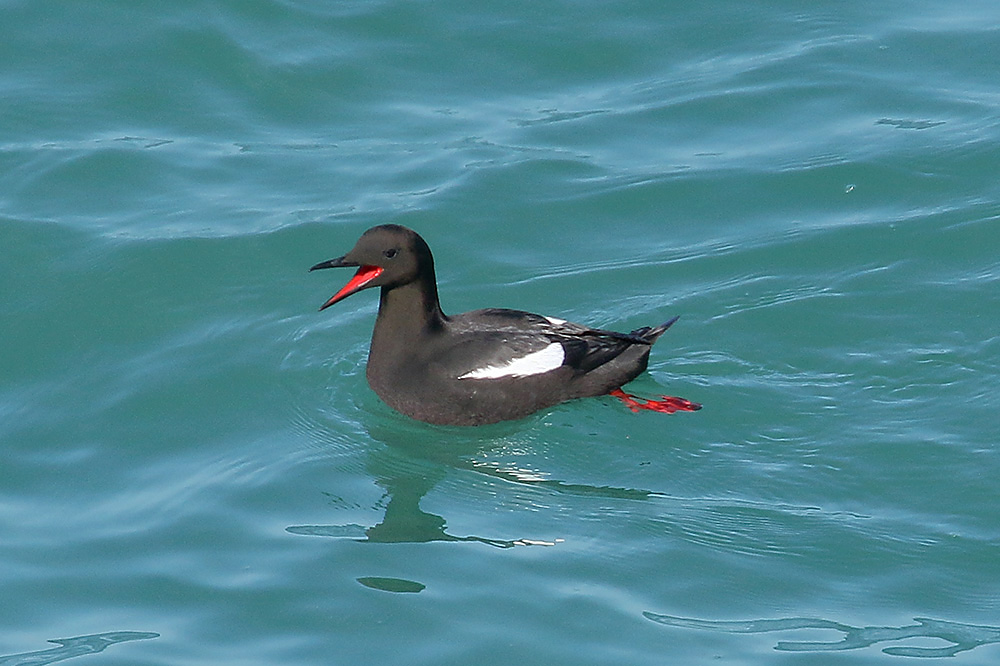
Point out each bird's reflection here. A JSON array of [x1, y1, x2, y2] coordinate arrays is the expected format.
[[288, 455, 555, 548], [287, 414, 654, 547]]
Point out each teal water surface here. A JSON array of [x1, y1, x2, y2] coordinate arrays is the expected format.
[[3, 1, 1000, 664]]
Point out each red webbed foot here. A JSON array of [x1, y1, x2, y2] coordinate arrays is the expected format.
[[609, 388, 702, 414]]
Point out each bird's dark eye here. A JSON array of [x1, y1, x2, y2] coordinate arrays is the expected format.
[[383, 248, 398, 259]]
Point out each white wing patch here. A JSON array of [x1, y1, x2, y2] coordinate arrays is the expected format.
[[544, 316, 567, 326], [457, 342, 565, 380]]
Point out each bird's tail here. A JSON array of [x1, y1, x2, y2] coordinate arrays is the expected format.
[[628, 315, 680, 344]]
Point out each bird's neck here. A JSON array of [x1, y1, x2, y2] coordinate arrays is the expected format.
[[369, 277, 446, 363]]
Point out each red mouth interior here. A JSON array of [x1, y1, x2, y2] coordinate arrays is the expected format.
[[320, 265, 384, 310]]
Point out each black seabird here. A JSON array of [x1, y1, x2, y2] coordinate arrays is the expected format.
[[311, 224, 700, 426]]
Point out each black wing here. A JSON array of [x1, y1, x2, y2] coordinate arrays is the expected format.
[[445, 308, 670, 377]]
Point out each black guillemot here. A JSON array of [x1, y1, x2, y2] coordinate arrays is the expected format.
[[311, 224, 700, 426]]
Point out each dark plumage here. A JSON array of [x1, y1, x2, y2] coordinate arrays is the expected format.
[[311, 224, 699, 425]]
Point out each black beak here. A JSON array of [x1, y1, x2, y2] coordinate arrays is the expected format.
[[309, 256, 355, 272]]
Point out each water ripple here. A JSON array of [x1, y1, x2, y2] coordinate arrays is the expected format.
[[0, 632, 158, 666], [644, 613, 1000, 658]]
